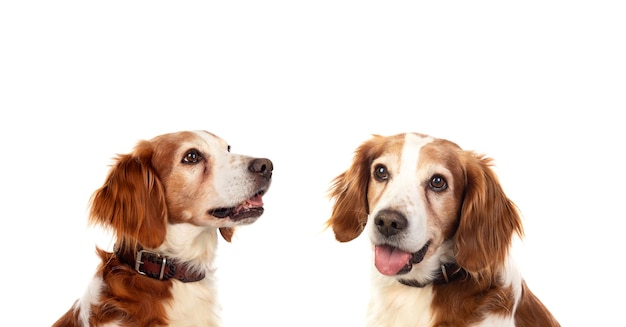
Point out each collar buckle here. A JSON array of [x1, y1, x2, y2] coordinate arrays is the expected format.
[[135, 249, 167, 280]]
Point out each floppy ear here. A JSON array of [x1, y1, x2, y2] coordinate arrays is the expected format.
[[454, 152, 524, 273], [89, 141, 168, 252], [219, 227, 235, 242], [326, 137, 380, 242]]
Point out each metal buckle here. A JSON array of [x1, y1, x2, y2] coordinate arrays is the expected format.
[[135, 249, 168, 280], [440, 264, 449, 283]]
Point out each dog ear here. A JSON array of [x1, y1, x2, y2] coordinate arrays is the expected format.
[[326, 137, 381, 242], [89, 141, 167, 252], [219, 227, 235, 242], [453, 152, 524, 273]]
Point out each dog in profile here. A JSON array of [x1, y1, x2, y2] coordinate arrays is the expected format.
[[53, 130, 273, 327], [327, 132, 559, 327]]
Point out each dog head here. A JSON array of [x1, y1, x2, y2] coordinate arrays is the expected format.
[[327, 133, 523, 284], [89, 130, 273, 253]]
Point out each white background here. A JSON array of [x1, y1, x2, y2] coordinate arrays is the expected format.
[[1, 1, 624, 326]]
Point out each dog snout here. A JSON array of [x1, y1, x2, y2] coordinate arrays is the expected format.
[[374, 209, 407, 237], [249, 158, 273, 180]]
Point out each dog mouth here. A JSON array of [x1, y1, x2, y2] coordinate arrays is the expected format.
[[208, 189, 267, 222], [374, 240, 432, 276]]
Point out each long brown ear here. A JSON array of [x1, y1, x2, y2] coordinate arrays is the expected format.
[[454, 152, 524, 273], [89, 141, 167, 252], [326, 137, 381, 242], [219, 227, 235, 242]]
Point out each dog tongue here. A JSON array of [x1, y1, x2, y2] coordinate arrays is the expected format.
[[374, 245, 412, 276], [246, 194, 264, 206]]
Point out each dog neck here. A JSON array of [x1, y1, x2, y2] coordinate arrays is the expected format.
[[115, 246, 206, 282], [398, 262, 467, 288]]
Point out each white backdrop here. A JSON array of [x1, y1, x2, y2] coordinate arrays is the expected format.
[[1, 1, 624, 326]]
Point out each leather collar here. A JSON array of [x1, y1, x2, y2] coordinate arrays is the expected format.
[[116, 248, 205, 283], [399, 262, 467, 288]]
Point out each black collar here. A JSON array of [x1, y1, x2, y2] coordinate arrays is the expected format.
[[399, 262, 467, 288]]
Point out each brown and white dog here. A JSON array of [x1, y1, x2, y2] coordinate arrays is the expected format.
[[53, 130, 273, 327], [327, 132, 560, 327]]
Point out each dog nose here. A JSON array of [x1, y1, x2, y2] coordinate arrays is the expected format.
[[374, 210, 407, 237], [249, 158, 273, 180]]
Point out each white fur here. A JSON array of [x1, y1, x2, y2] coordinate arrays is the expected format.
[[365, 250, 526, 327], [53, 130, 273, 327], [166, 277, 221, 326], [329, 133, 558, 327], [367, 272, 435, 327], [367, 134, 435, 252]]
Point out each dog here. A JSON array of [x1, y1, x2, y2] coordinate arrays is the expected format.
[[326, 132, 560, 327], [53, 130, 273, 327]]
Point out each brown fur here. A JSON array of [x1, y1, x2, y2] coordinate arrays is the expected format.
[[327, 133, 560, 326], [53, 130, 272, 327]]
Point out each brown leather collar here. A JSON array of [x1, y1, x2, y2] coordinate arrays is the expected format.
[[116, 248, 205, 282], [399, 262, 467, 288]]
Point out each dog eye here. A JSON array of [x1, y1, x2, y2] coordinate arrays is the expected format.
[[227, 145, 231, 153], [182, 149, 202, 164], [429, 175, 447, 191], [373, 164, 389, 181]]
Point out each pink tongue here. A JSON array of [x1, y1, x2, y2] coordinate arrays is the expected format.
[[374, 245, 412, 276], [245, 194, 264, 206]]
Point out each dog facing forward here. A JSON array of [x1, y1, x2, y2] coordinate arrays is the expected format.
[[53, 130, 273, 327], [327, 132, 559, 327]]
